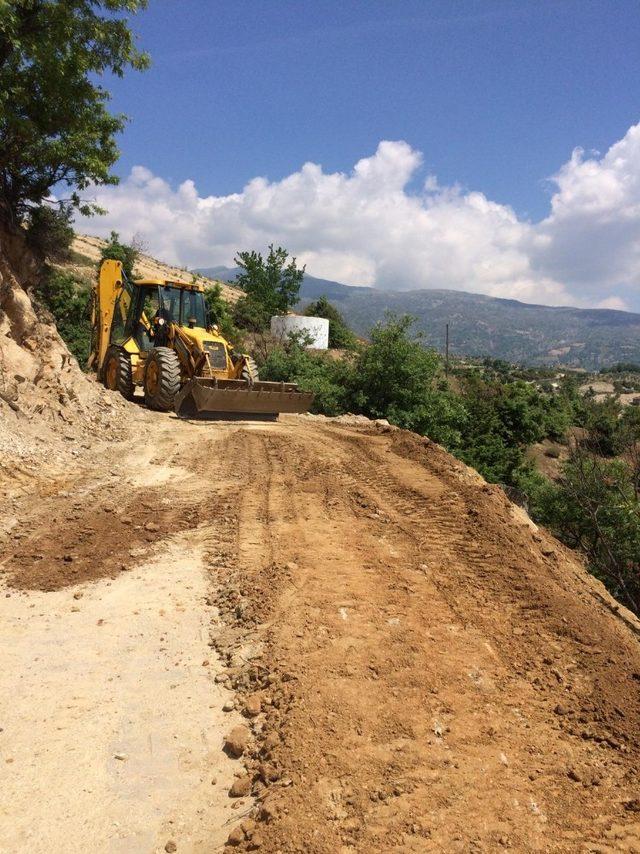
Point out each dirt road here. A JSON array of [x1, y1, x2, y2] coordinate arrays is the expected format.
[[2, 412, 640, 852]]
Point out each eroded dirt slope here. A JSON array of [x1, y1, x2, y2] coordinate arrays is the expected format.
[[2, 412, 640, 853]]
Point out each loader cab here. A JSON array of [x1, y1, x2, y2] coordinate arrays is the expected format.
[[126, 282, 209, 351]]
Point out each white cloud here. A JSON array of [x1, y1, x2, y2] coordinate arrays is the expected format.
[[77, 124, 640, 310]]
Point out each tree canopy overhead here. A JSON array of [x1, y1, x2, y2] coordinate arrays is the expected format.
[[0, 0, 149, 226]]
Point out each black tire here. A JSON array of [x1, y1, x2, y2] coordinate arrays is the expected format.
[[240, 355, 259, 385], [103, 346, 134, 400], [144, 347, 181, 411]]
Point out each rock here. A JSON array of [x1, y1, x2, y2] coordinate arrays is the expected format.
[[222, 700, 235, 712], [244, 695, 261, 717], [224, 725, 250, 758], [240, 819, 257, 838], [567, 767, 582, 782], [285, 561, 298, 571], [144, 521, 160, 532], [72, 591, 83, 600], [624, 799, 640, 812], [259, 762, 280, 783], [259, 796, 278, 822], [226, 826, 245, 846], [248, 834, 263, 850], [164, 842, 177, 853], [262, 731, 280, 752], [114, 753, 127, 761], [554, 704, 568, 715], [229, 775, 252, 797], [541, 546, 556, 557]]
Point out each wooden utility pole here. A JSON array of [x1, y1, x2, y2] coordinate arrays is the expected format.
[[445, 323, 450, 378]]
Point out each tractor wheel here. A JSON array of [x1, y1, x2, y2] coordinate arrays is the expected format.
[[240, 355, 259, 385], [144, 347, 181, 411], [103, 346, 135, 401]]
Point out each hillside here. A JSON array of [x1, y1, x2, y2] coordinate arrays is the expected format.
[[74, 235, 240, 303], [199, 265, 640, 369], [1, 231, 640, 850]]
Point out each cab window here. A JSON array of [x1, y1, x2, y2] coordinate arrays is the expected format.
[[110, 277, 134, 345]]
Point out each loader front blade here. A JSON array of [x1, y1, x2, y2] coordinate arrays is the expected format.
[[174, 378, 314, 420]]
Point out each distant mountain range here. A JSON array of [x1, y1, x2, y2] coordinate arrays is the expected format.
[[197, 266, 640, 369]]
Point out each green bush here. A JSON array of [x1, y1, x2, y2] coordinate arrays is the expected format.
[[304, 296, 357, 350], [524, 451, 640, 613], [38, 268, 91, 365], [26, 205, 75, 261], [232, 294, 270, 333], [260, 340, 354, 416], [99, 231, 139, 280], [453, 377, 547, 483], [351, 315, 439, 421]]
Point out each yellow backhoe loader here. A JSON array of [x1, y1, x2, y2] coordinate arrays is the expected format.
[[88, 260, 313, 418]]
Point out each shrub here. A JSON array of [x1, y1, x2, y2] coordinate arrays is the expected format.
[[526, 450, 640, 614], [260, 340, 354, 416], [232, 294, 270, 333], [38, 268, 91, 365], [234, 245, 304, 330], [99, 231, 138, 280], [350, 315, 439, 422], [304, 296, 357, 350]]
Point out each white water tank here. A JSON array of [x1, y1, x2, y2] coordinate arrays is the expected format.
[[270, 314, 329, 349]]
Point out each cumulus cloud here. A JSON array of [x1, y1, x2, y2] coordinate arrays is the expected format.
[[76, 124, 640, 309]]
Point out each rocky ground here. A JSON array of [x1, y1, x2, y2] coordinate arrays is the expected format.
[[1, 402, 640, 853]]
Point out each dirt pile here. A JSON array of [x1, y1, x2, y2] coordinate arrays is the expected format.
[[0, 225, 132, 476]]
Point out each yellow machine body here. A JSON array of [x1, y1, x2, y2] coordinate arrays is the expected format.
[[89, 260, 313, 418]]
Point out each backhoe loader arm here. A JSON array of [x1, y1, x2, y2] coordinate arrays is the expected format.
[[89, 260, 126, 374]]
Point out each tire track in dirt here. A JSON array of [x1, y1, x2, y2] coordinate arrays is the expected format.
[[201, 418, 640, 853]]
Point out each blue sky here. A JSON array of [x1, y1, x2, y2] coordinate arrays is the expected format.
[[109, 0, 640, 219], [86, 0, 640, 309]]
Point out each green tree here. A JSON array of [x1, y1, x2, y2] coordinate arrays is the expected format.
[[304, 295, 357, 350], [0, 0, 149, 227], [456, 377, 551, 483], [99, 231, 138, 279], [578, 397, 623, 456], [204, 282, 242, 345], [525, 449, 640, 614], [233, 245, 304, 330]]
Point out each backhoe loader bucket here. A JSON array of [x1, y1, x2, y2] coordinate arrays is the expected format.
[[174, 377, 314, 420]]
